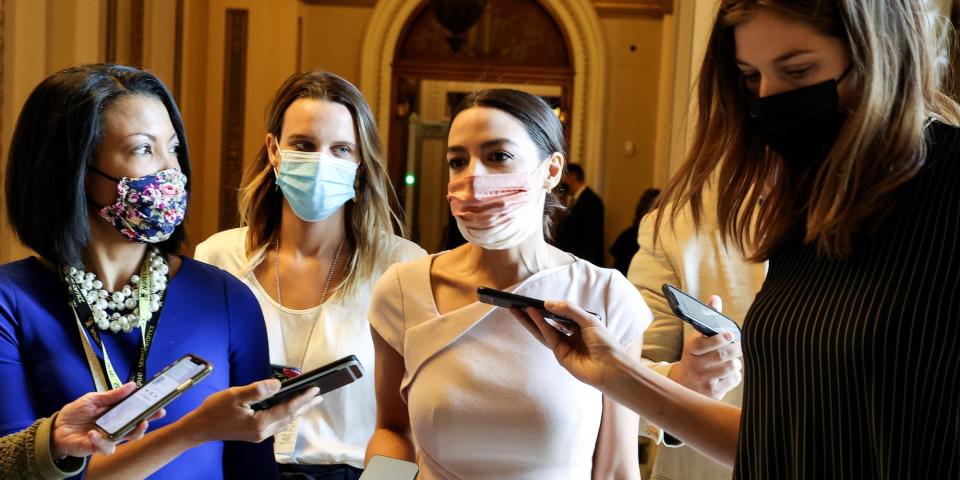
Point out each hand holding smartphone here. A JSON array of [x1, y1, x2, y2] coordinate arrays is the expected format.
[[662, 284, 741, 342], [95, 354, 212, 441], [251, 355, 363, 411]]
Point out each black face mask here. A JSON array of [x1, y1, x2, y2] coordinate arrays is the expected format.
[[746, 67, 851, 172]]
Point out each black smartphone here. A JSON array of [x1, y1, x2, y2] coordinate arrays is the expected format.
[[662, 284, 742, 342], [360, 455, 419, 480], [94, 354, 212, 441], [251, 355, 363, 411], [477, 286, 582, 325]]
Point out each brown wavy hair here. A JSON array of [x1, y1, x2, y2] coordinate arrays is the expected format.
[[238, 71, 401, 299], [656, 0, 960, 260]]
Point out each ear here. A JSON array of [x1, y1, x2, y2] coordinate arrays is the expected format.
[[266, 133, 280, 169], [544, 152, 564, 190]]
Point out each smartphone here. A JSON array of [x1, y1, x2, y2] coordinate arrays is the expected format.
[[477, 287, 602, 337], [662, 284, 742, 342], [360, 455, 419, 480], [251, 355, 363, 411], [477, 286, 588, 324], [95, 354, 212, 441]]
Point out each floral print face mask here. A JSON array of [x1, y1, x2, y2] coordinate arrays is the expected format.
[[91, 167, 188, 243]]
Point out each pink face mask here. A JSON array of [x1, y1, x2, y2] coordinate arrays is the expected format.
[[446, 164, 547, 250]]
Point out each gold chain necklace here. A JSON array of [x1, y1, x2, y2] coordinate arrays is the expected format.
[[274, 235, 345, 368]]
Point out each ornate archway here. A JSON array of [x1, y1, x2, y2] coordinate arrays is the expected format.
[[359, 0, 609, 190]]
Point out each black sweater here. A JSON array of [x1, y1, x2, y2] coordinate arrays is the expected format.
[[735, 121, 960, 479]]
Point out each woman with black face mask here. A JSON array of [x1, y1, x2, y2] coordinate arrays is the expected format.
[[511, 1, 960, 479]]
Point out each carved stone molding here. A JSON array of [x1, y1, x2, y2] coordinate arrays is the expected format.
[[398, 0, 571, 67], [104, 0, 147, 66], [361, 0, 610, 193], [299, 0, 377, 6], [173, 0, 184, 102], [106, 0, 117, 62], [593, 0, 672, 16], [130, 0, 144, 67], [218, 9, 248, 230]]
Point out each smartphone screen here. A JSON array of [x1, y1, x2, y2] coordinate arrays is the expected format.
[[663, 284, 742, 342], [360, 455, 419, 480], [95, 355, 209, 437]]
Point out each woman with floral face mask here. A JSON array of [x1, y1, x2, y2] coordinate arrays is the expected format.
[[364, 89, 651, 479], [0, 64, 323, 479], [195, 71, 424, 480]]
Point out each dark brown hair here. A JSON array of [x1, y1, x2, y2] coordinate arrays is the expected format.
[[451, 88, 567, 240], [656, 0, 960, 260], [6, 64, 190, 266]]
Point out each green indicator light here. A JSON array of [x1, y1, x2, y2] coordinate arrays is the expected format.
[[405, 174, 415, 186]]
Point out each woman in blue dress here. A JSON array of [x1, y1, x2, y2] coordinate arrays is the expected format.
[[0, 64, 323, 479]]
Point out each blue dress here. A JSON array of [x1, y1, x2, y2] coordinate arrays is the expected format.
[[0, 256, 278, 479]]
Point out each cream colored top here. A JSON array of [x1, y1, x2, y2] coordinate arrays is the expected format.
[[369, 254, 650, 479], [195, 227, 426, 468], [628, 189, 766, 480]]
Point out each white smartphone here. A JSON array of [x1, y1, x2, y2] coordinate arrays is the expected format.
[[94, 354, 212, 441], [360, 455, 419, 480]]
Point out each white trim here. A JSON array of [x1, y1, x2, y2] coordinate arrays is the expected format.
[[359, 0, 610, 193], [655, 0, 719, 185]]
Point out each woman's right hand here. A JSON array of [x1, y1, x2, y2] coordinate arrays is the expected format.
[[510, 300, 626, 389], [182, 379, 323, 445]]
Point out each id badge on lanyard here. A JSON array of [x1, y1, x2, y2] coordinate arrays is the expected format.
[[65, 259, 159, 392]]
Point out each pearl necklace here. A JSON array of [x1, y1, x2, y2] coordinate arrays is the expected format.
[[63, 247, 168, 333]]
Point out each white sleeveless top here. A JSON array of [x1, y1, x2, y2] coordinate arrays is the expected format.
[[195, 227, 426, 468]]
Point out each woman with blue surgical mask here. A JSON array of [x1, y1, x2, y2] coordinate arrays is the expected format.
[[196, 71, 425, 480]]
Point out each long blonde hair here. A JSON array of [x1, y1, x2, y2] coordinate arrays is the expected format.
[[238, 71, 401, 300], [657, 0, 960, 260]]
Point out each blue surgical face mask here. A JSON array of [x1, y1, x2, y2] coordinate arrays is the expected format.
[[274, 140, 359, 222]]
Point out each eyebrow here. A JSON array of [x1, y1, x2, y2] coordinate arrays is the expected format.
[[735, 49, 816, 68], [446, 138, 519, 154], [125, 133, 156, 142], [286, 133, 356, 148], [123, 133, 179, 142]]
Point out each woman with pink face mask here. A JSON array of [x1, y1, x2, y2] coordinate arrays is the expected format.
[[364, 89, 651, 479]]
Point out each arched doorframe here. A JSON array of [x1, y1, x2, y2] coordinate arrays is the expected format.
[[359, 0, 609, 192]]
